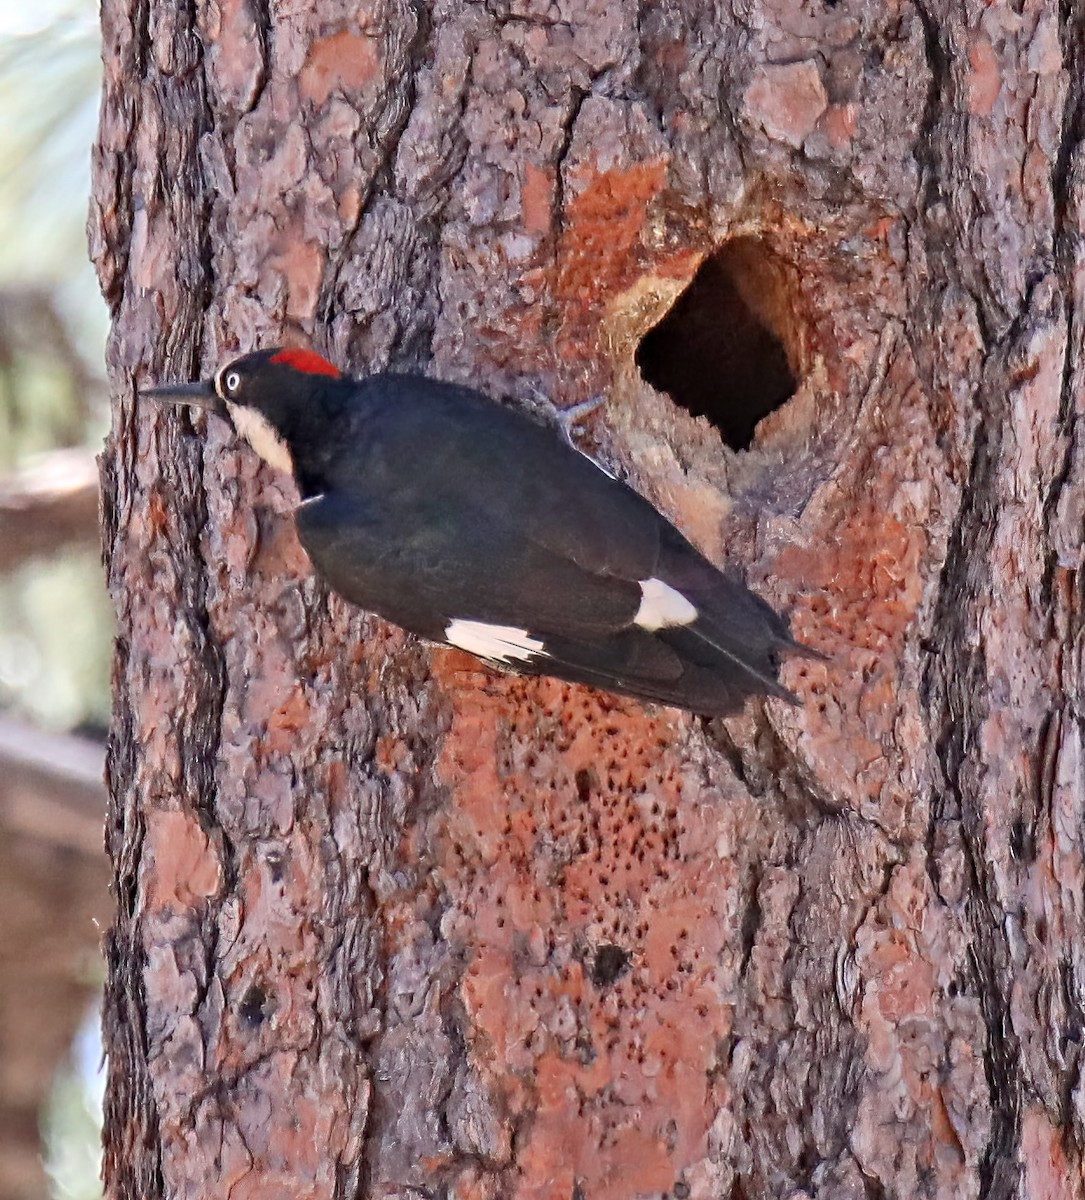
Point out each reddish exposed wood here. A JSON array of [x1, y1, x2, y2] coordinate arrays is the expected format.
[[92, 1, 1085, 1198]]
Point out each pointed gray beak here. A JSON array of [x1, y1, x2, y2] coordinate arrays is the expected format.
[[140, 379, 225, 417]]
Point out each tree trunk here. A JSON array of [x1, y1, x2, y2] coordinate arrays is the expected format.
[[91, 2, 1085, 1198]]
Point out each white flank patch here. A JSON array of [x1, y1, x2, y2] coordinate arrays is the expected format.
[[226, 401, 294, 474], [445, 619, 548, 664], [634, 577, 698, 631]]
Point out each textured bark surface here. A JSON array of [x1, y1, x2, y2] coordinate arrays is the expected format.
[[91, 1, 1085, 1198]]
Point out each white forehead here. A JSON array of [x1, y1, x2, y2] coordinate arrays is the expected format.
[[225, 401, 294, 475]]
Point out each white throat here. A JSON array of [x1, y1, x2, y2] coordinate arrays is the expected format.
[[226, 401, 294, 475]]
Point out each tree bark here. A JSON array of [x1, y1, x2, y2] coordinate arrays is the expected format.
[[91, 2, 1085, 1198]]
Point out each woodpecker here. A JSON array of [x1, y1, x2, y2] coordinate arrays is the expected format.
[[143, 348, 811, 716]]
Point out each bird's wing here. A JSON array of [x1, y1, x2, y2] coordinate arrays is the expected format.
[[297, 481, 796, 714], [294, 487, 644, 642], [296, 491, 776, 714], [333, 379, 666, 581], [299, 380, 802, 710]]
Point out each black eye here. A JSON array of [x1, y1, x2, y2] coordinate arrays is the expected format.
[[224, 370, 242, 395]]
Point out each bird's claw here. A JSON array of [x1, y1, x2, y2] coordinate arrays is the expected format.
[[556, 394, 606, 444], [524, 385, 606, 446]]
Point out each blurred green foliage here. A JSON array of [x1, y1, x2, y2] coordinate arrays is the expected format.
[[1, 9, 109, 1200], [0, 549, 112, 730], [0, 0, 103, 324], [0, 0, 111, 736], [42, 1007, 105, 1200]]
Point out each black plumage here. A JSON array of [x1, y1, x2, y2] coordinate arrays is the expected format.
[[143, 348, 811, 716]]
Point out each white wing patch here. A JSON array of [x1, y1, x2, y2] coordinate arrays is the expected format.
[[226, 402, 294, 475], [634, 577, 698, 631], [445, 619, 548, 664]]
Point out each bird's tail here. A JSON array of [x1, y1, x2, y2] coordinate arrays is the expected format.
[[524, 588, 812, 717], [644, 528, 819, 713]]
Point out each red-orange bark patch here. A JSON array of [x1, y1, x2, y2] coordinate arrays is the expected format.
[[143, 809, 222, 910], [555, 160, 668, 306], [743, 61, 828, 148], [426, 662, 735, 1197], [967, 34, 1001, 117], [299, 31, 381, 106], [546, 160, 679, 372], [270, 223, 325, 322], [266, 686, 311, 754], [1020, 1107, 1079, 1200], [521, 162, 553, 235]]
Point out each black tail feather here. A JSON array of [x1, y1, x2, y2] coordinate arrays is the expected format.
[[520, 620, 797, 717]]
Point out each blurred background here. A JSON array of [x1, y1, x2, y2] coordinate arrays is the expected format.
[[0, 2, 110, 1198]]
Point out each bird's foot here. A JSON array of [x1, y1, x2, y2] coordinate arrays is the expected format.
[[555, 394, 606, 446], [524, 385, 606, 446]]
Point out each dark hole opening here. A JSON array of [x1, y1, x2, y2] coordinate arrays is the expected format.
[[635, 239, 799, 451], [591, 943, 631, 988], [239, 983, 270, 1028]]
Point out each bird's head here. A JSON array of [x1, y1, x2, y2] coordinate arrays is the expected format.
[[142, 347, 343, 475]]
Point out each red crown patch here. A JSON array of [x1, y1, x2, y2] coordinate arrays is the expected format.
[[271, 348, 342, 378]]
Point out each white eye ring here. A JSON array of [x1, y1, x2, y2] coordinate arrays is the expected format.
[[223, 370, 242, 395]]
